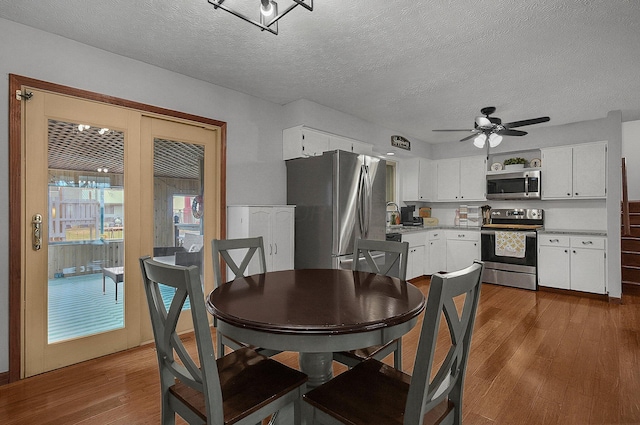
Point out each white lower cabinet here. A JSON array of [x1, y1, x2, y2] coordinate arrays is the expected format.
[[401, 231, 427, 280], [426, 230, 446, 275], [227, 206, 295, 274], [445, 230, 480, 272], [538, 234, 606, 294]]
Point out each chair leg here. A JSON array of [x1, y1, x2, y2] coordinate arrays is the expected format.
[[215, 330, 224, 359], [394, 340, 403, 371], [450, 384, 463, 425], [302, 401, 316, 425], [293, 397, 302, 425], [161, 392, 176, 425]]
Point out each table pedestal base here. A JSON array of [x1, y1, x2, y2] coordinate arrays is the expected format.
[[299, 352, 334, 389], [269, 352, 333, 425]]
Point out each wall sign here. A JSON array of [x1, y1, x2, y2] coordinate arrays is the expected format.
[[391, 135, 411, 151]]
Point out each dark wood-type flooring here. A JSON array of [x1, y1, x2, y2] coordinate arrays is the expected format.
[[1, 278, 639, 424]]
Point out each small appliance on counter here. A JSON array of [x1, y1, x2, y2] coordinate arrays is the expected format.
[[481, 205, 492, 225], [401, 206, 423, 226]]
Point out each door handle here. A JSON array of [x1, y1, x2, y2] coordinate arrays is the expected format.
[[32, 213, 43, 251]]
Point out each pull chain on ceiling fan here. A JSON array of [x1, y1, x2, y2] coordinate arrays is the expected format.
[[433, 106, 550, 150]]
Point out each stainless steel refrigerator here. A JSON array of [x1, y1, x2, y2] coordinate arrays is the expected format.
[[286, 150, 386, 269]]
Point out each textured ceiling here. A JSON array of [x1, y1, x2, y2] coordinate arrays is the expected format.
[[2, 0, 640, 144]]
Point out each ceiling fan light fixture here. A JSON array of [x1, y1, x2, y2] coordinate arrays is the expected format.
[[473, 134, 486, 148], [476, 116, 491, 128], [489, 133, 503, 147]]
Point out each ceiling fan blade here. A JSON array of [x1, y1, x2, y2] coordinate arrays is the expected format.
[[503, 116, 550, 128], [459, 131, 480, 142], [432, 129, 473, 132], [497, 129, 528, 136]]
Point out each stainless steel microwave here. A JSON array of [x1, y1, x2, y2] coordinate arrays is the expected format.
[[486, 170, 541, 200]]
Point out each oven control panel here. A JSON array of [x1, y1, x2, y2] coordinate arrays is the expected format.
[[490, 208, 543, 221]]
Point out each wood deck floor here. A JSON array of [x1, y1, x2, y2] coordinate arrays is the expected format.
[[1, 278, 639, 424]]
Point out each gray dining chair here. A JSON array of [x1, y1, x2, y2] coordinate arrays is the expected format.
[[139, 256, 307, 425], [211, 237, 280, 358], [304, 261, 484, 425], [333, 238, 409, 370]]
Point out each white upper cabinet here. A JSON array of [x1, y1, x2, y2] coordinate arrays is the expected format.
[[328, 135, 373, 155], [283, 126, 329, 160], [541, 142, 607, 199], [402, 158, 434, 202], [283, 126, 372, 160], [460, 156, 487, 200], [436, 156, 486, 202]]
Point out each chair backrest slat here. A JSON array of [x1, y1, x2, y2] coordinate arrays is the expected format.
[[211, 237, 267, 287], [352, 238, 409, 280], [404, 260, 484, 425], [139, 256, 225, 425]]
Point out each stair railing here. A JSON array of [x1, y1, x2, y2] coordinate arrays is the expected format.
[[622, 157, 631, 236]]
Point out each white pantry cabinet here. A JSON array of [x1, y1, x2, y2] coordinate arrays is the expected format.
[[541, 142, 607, 199], [436, 156, 486, 201], [401, 231, 427, 280], [538, 234, 606, 294], [402, 157, 434, 202], [283, 125, 372, 160], [227, 206, 295, 274], [445, 229, 480, 272]]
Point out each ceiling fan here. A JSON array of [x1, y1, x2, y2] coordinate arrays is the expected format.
[[433, 106, 550, 149]]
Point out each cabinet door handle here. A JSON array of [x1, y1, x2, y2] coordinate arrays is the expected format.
[[582, 241, 593, 245], [549, 239, 559, 243], [274, 243, 278, 254], [270, 244, 273, 255], [564, 249, 568, 253], [572, 250, 576, 254]]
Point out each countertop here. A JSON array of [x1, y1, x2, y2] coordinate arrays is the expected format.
[[387, 226, 607, 237], [386, 225, 480, 234], [538, 229, 607, 237]]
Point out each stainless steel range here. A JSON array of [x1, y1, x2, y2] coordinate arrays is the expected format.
[[480, 208, 543, 290]]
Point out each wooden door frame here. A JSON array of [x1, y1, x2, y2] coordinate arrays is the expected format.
[[7, 74, 227, 383]]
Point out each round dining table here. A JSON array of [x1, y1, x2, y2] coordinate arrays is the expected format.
[[206, 268, 426, 389]]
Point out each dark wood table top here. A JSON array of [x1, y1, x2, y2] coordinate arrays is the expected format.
[[206, 268, 425, 336]]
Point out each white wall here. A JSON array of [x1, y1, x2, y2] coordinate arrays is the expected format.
[[623, 120, 640, 200], [0, 19, 423, 374]]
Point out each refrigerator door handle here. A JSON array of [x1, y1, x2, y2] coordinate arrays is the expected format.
[[358, 164, 367, 238], [363, 164, 372, 238]]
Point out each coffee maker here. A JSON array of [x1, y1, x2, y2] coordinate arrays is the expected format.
[[481, 205, 492, 225], [401, 205, 423, 226]]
